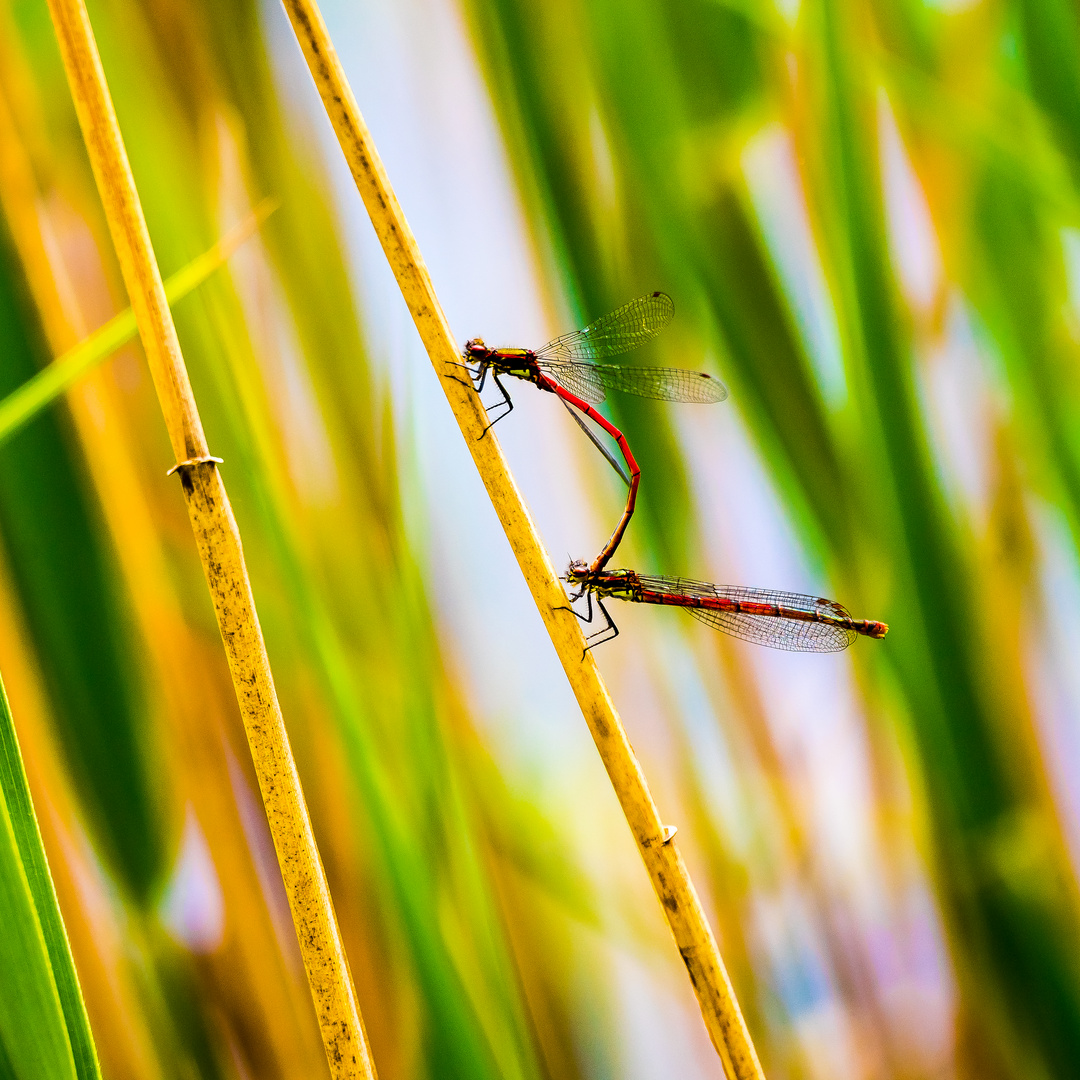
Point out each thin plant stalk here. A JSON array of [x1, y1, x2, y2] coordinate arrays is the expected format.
[[0, 80, 326, 1070], [42, 0, 377, 1076], [277, 1, 764, 1075]]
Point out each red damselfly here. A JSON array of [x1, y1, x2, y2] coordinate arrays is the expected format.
[[563, 561, 889, 653], [455, 292, 726, 572], [460, 292, 726, 416]]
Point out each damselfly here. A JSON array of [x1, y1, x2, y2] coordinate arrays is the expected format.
[[456, 293, 726, 572], [563, 562, 889, 652], [460, 292, 726, 416]]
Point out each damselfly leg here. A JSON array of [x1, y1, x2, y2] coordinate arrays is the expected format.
[[478, 371, 514, 437], [558, 585, 620, 655], [442, 359, 479, 390], [445, 359, 516, 435]]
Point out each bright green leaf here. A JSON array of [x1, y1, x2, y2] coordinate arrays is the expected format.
[[0, 675, 100, 1080]]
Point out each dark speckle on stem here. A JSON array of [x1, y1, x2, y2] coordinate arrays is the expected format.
[[680, 948, 701, 988]]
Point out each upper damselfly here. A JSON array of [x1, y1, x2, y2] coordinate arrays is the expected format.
[[460, 292, 726, 418], [455, 292, 726, 572], [563, 561, 889, 653]]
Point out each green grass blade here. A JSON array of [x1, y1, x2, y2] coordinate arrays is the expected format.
[[0, 808, 74, 1080], [0, 201, 274, 446], [0, 716, 77, 1080], [0, 673, 100, 1080]]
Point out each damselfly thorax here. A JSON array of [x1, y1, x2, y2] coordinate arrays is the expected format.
[[463, 340, 545, 390]]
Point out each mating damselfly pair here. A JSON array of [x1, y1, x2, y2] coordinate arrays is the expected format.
[[457, 293, 887, 654]]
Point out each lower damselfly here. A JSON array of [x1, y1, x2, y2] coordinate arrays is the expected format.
[[563, 562, 889, 652]]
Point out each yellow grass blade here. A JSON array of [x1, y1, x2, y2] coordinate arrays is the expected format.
[[42, 0, 376, 1074]]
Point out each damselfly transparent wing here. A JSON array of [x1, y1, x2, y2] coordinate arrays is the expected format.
[[539, 360, 727, 403], [636, 576, 858, 652], [560, 399, 631, 486], [538, 360, 608, 403], [536, 292, 675, 361], [595, 364, 726, 402]]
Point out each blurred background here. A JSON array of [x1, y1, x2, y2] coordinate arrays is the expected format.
[[2, 0, 1080, 1076]]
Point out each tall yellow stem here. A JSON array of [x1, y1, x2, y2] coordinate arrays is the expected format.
[[277, 1, 764, 1075], [43, 0, 376, 1075]]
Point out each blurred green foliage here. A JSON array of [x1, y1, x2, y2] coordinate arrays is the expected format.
[[461, 0, 1080, 1075], [2, 0, 1080, 1077], [0, 214, 162, 902]]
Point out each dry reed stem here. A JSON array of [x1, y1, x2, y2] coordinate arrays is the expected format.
[[43, 0, 376, 1075], [0, 88, 327, 1068], [277, 1, 764, 1075]]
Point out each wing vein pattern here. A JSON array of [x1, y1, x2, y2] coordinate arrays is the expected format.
[[537, 293, 675, 361], [540, 361, 726, 404], [636, 576, 857, 652]]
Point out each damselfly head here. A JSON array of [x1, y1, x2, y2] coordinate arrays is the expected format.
[[565, 559, 590, 585], [464, 337, 487, 358], [859, 620, 889, 639]]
